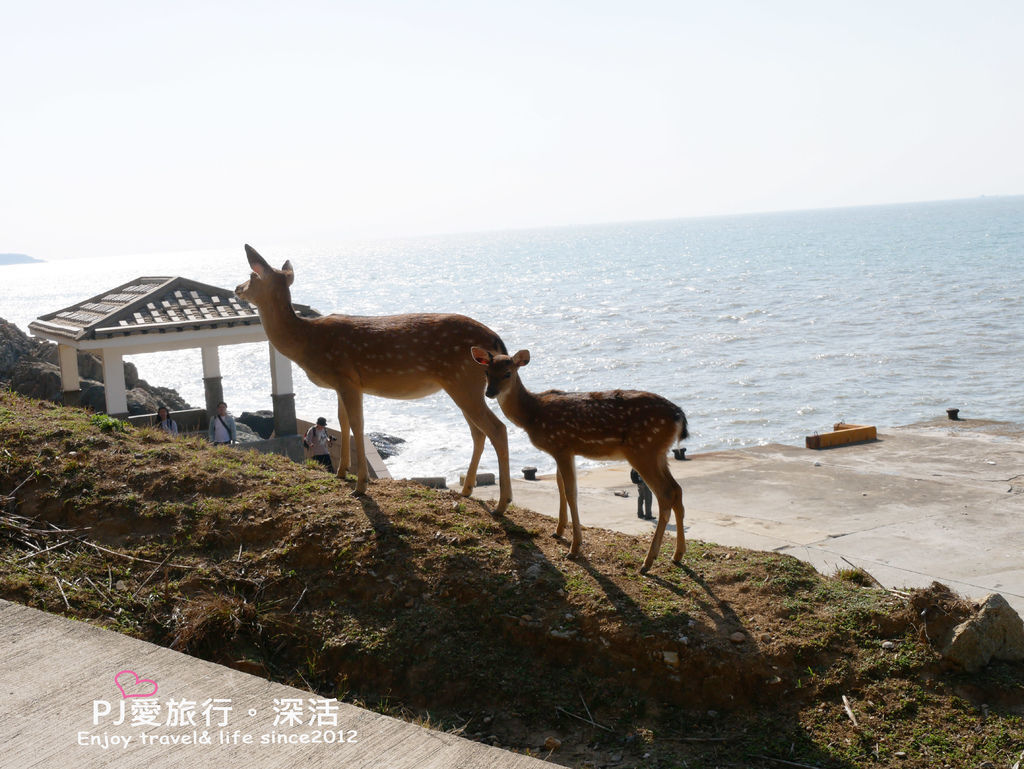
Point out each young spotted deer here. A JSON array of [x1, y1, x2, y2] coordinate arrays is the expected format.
[[471, 347, 688, 574], [237, 245, 512, 513]]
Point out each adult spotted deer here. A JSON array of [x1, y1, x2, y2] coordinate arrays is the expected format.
[[237, 245, 512, 512], [471, 347, 687, 573]]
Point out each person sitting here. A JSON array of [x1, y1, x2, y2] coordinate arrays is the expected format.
[[304, 417, 335, 472], [208, 401, 236, 445], [156, 405, 178, 435]]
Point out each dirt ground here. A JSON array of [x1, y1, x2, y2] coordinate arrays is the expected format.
[[2, 391, 1023, 768]]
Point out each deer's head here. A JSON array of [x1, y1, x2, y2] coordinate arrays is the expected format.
[[471, 347, 530, 399], [236, 244, 295, 308]]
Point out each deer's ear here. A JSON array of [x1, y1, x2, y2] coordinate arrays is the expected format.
[[512, 350, 531, 367], [245, 244, 272, 278], [281, 260, 294, 286], [470, 347, 492, 366]]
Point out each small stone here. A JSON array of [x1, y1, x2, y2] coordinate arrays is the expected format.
[[115, 580, 127, 591], [882, 641, 896, 650], [894, 751, 907, 758], [760, 632, 772, 643], [544, 737, 562, 752], [730, 631, 746, 644], [662, 651, 680, 669]]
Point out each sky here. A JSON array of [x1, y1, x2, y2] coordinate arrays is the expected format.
[[1, 0, 1022, 261]]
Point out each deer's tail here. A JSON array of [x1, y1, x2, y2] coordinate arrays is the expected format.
[[675, 406, 689, 443]]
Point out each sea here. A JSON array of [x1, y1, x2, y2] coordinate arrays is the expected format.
[[2, 196, 1022, 483]]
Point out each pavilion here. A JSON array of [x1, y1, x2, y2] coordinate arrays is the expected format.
[[28, 276, 319, 437]]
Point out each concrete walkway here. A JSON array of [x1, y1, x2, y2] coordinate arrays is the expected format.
[[480, 418, 1024, 615], [0, 599, 550, 769]]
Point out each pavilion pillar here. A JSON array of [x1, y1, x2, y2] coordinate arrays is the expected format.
[[57, 343, 81, 407], [100, 349, 128, 417], [269, 343, 297, 436], [201, 345, 223, 415]]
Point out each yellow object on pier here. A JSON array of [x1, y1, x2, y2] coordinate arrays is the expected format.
[[805, 423, 877, 450]]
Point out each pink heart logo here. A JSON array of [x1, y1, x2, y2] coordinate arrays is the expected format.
[[114, 669, 158, 699]]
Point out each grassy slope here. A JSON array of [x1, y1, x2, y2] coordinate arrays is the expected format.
[[1, 390, 1022, 768]]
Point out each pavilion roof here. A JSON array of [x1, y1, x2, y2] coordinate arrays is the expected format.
[[29, 276, 318, 343]]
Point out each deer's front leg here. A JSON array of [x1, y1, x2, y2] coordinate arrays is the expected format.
[[336, 397, 353, 478], [554, 468, 568, 538], [554, 456, 583, 557], [340, 387, 367, 495]]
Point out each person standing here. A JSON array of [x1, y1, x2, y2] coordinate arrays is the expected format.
[[630, 467, 653, 520], [156, 405, 178, 435], [208, 401, 236, 445], [304, 417, 335, 472]]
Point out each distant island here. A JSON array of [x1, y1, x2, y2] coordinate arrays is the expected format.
[[0, 253, 43, 265]]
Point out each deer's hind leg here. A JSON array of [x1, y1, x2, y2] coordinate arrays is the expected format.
[[631, 454, 685, 574]]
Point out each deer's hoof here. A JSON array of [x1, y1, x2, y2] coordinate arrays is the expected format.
[[639, 565, 651, 576]]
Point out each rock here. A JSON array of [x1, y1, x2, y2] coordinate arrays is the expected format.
[[543, 737, 561, 752], [10, 360, 62, 401], [941, 593, 1024, 672], [234, 422, 262, 444], [136, 382, 189, 411], [662, 650, 680, 669], [239, 410, 276, 439], [882, 641, 896, 651], [0, 319, 41, 379], [730, 632, 746, 644], [523, 563, 544, 582], [368, 431, 405, 458]]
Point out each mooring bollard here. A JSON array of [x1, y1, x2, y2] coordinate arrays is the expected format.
[[672, 447, 687, 461], [522, 466, 538, 481], [946, 408, 960, 421]]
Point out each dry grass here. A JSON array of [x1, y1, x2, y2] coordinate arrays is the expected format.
[[1, 389, 1022, 768]]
